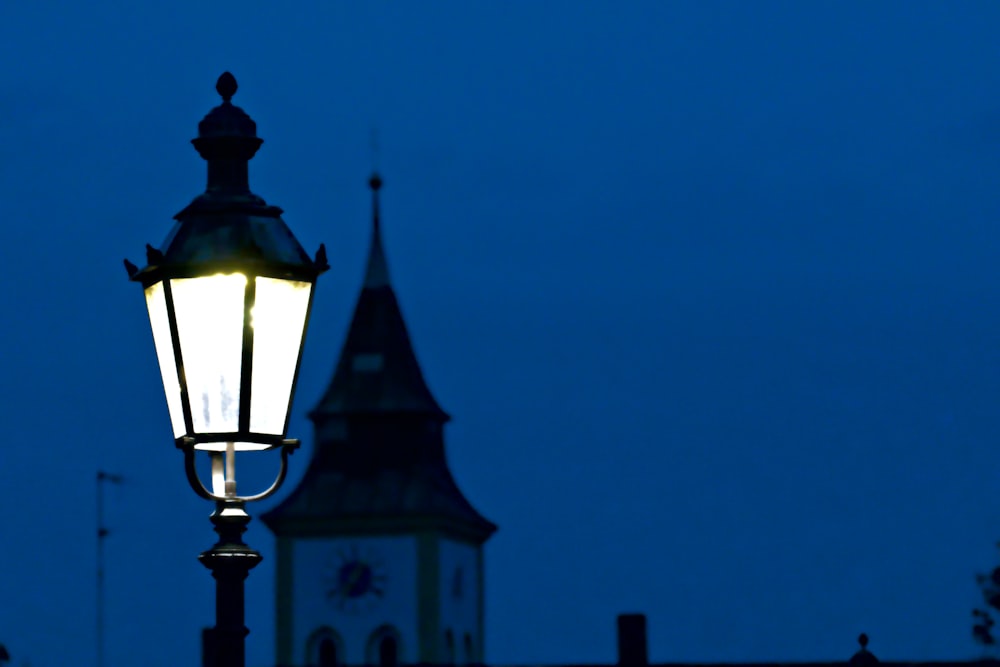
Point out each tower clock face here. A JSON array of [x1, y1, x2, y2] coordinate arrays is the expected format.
[[325, 545, 387, 614]]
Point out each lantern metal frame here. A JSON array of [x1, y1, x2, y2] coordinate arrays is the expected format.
[[180, 436, 298, 503]]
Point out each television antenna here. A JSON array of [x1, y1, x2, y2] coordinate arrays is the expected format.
[[97, 471, 123, 667]]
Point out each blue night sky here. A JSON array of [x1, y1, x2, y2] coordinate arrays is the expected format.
[[2, 2, 1000, 667]]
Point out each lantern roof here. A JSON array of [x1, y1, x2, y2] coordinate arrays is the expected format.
[[126, 72, 327, 286]]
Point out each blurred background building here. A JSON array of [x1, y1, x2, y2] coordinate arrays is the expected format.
[[262, 174, 495, 667]]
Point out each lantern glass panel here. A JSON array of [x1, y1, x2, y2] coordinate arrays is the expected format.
[[144, 281, 186, 438], [171, 273, 248, 435], [250, 277, 312, 435]]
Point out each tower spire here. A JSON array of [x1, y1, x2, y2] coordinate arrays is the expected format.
[[363, 172, 390, 288], [370, 171, 382, 233]]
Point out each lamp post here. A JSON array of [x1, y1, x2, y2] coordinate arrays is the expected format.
[[125, 72, 328, 667]]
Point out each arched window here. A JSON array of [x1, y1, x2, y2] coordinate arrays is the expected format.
[[306, 627, 344, 667], [365, 625, 402, 667], [379, 636, 397, 667], [463, 633, 474, 665], [444, 629, 455, 664], [318, 638, 337, 667]]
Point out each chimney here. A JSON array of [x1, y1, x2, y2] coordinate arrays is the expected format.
[[617, 613, 648, 666]]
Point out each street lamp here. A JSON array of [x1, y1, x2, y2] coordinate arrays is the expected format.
[[124, 72, 328, 667]]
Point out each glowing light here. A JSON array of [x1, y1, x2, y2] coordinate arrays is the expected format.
[[171, 273, 247, 434], [144, 281, 186, 438], [210, 453, 226, 496], [249, 277, 311, 434]]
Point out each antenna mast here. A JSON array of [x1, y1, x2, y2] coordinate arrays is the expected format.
[[97, 471, 123, 667]]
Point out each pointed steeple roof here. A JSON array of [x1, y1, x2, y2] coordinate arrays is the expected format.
[[310, 173, 448, 421], [262, 173, 495, 543]]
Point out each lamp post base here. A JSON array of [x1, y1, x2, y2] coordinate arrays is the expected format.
[[199, 500, 261, 667]]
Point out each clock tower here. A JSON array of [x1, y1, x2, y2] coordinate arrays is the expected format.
[[262, 174, 496, 667]]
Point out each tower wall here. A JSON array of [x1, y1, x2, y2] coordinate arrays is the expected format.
[[288, 535, 419, 665]]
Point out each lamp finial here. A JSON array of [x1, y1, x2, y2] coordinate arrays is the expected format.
[[216, 72, 237, 103]]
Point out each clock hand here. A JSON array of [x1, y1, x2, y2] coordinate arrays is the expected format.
[[345, 564, 366, 593]]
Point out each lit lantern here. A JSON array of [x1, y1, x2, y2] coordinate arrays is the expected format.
[[126, 72, 328, 462]]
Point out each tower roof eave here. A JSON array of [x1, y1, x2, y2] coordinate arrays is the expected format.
[[261, 463, 497, 544]]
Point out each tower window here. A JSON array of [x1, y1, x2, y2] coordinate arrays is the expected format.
[[306, 627, 343, 667], [318, 638, 336, 667], [379, 636, 398, 667], [463, 633, 474, 664], [366, 625, 402, 667], [352, 353, 384, 372], [444, 629, 455, 664]]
